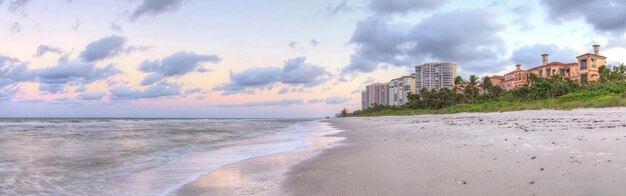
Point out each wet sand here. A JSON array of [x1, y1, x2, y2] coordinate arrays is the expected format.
[[285, 108, 626, 195], [174, 122, 343, 196]]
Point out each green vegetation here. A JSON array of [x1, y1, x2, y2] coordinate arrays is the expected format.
[[348, 63, 626, 117]]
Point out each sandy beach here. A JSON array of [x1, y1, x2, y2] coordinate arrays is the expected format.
[[285, 108, 626, 195], [176, 108, 626, 195]]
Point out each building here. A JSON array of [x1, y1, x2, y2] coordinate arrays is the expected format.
[[362, 83, 389, 109], [415, 62, 457, 93], [497, 45, 605, 90], [576, 44, 606, 83], [489, 75, 504, 87], [501, 64, 528, 90], [361, 91, 368, 110], [526, 53, 580, 82], [388, 74, 416, 106]]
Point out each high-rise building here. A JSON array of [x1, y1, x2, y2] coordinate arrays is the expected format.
[[388, 74, 416, 106], [362, 83, 389, 109], [361, 91, 368, 110], [415, 62, 457, 93]]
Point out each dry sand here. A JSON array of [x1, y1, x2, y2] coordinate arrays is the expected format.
[[285, 108, 626, 196]]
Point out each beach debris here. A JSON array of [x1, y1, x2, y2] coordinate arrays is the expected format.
[[530, 181, 535, 184], [540, 168, 544, 171], [531, 156, 537, 160]]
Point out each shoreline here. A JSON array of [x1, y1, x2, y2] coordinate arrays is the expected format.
[[174, 120, 345, 195], [284, 108, 626, 195]]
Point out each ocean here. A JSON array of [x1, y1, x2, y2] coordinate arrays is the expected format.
[[0, 118, 333, 195]]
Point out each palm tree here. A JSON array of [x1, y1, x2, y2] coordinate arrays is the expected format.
[[468, 75, 479, 87], [463, 75, 480, 101], [528, 73, 540, 86], [454, 76, 464, 87], [612, 63, 626, 81], [482, 76, 493, 93]]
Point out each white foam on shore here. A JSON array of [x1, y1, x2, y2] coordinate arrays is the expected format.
[[172, 120, 346, 195]]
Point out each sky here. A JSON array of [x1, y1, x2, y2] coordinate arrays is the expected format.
[[1, 0, 626, 118]]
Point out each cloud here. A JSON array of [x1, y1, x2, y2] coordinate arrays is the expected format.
[[541, 0, 626, 36], [343, 8, 507, 75], [38, 83, 66, 93], [0, 86, 20, 102], [213, 67, 281, 95], [33, 61, 120, 93], [184, 87, 203, 95], [78, 91, 106, 101], [277, 87, 289, 95], [79, 35, 127, 62], [307, 96, 351, 105], [0, 54, 30, 101], [362, 77, 375, 84], [0, 55, 31, 88], [213, 99, 305, 108], [280, 57, 332, 86], [72, 18, 80, 31], [18, 99, 45, 104], [511, 44, 578, 66], [8, 0, 34, 12], [110, 82, 181, 100], [110, 22, 123, 32], [307, 98, 324, 104], [138, 51, 221, 85], [369, 0, 445, 15], [607, 36, 626, 48], [310, 39, 319, 47], [342, 16, 410, 73], [130, 0, 185, 22], [509, 5, 534, 31], [407, 9, 506, 73], [49, 96, 84, 105], [125, 45, 154, 53], [288, 41, 297, 49], [214, 57, 331, 95], [326, 0, 353, 14], [74, 84, 87, 92], [351, 89, 362, 94], [325, 96, 351, 105], [34, 45, 64, 57], [9, 22, 21, 33]]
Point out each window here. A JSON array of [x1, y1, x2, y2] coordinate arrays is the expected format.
[[581, 59, 588, 69], [538, 70, 543, 77], [592, 58, 596, 68], [559, 69, 565, 76]]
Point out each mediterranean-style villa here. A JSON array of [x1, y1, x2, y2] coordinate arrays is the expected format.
[[497, 45, 606, 90]]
